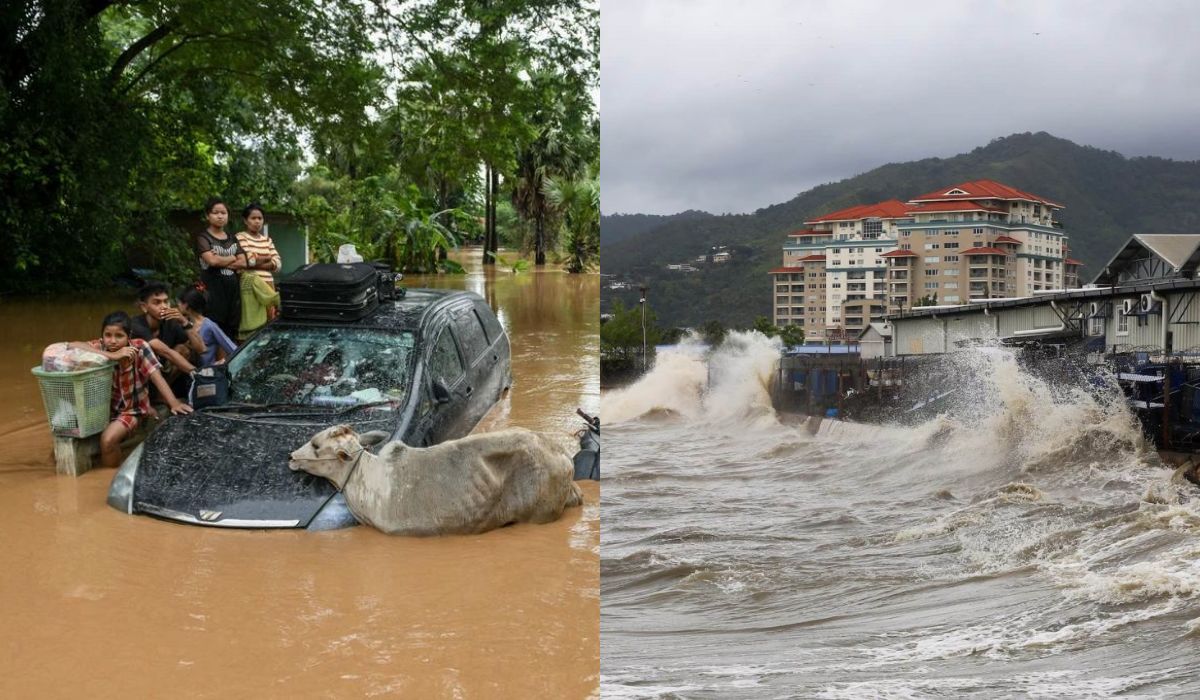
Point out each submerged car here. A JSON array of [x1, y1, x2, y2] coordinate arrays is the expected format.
[[107, 289, 512, 529]]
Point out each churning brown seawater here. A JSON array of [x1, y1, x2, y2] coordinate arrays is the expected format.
[[602, 334, 1200, 698], [0, 249, 599, 698]]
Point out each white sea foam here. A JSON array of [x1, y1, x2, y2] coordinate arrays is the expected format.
[[602, 331, 781, 426]]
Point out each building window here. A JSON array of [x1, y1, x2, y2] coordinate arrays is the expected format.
[[832, 248, 841, 254], [901, 230, 911, 237], [924, 256, 939, 263], [944, 295, 960, 302], [944, 242, 959, 249], [942, 268, 958, 276], [1117, 311, 1129, 335], [944, 282, 958, 289], [900, 244, 911, 250], [944, 255, 959, 262], [924, 282, 939, 289], [925, 269, 938, 276], [839, 222, 851, 228], [1089, 317, 1103, 336], [972, 228, 984, 235], [863, 220, 883, 236], [945, 230, 959, 237]]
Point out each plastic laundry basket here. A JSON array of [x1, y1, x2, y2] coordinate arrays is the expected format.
[[31, 364, 114, 438]]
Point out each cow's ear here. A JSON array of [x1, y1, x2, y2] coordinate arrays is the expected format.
[[336, 448, 351, 461], [360, 430, 389, 447]]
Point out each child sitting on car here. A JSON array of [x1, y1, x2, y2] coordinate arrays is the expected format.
[[69, 311, 193, 468]]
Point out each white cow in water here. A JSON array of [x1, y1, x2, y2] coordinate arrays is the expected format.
[[289, 425, 583, 536]]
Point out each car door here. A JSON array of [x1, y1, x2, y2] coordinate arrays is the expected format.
[[474, 300, 511, 389], [426, 323, 471, 441], [451, 303, 499, 426]]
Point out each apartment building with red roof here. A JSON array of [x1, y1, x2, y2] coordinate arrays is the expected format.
[[769, 179, 1080, 342]]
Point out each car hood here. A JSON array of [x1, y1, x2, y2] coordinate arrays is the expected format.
[[132, 411, 394, 528]]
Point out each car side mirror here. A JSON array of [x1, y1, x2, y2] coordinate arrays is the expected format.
[[432, 378, 452, 404]]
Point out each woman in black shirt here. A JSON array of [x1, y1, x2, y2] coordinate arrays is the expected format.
[[195, 198, 257, 339]]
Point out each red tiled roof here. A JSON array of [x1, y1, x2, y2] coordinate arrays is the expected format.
[[993, 235, 1022, 244], [786, 229, 833, 237], [961, 247, 1010, 256], [906, 200, 1007, 214], [909, 180, 1063, 208], [804, 199, 911, 224], [798, 254, 827, 262], [880, 250, 918, 258], [1064, 258, 1083, 266], [769, 267, 806, 274]]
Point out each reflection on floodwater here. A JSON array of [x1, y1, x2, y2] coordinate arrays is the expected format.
[[0, 249, 599, 698]]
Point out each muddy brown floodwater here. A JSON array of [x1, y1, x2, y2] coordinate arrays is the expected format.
[[0, 249, 599, 698]]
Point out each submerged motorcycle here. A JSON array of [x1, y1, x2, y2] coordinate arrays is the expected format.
[[573, 408, 599, 480]]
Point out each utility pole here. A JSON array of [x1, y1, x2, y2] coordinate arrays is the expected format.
[[639, 284, 648, 371]]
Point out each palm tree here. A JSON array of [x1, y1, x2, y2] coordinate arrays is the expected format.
[[510, 72, 592, 265], [543, 165, 598, 273]]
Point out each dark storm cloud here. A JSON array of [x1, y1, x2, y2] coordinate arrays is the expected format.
[[600, 0, 1200, 214]]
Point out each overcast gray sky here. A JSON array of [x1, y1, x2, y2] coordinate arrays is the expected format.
[[600, 0, 1200, 215]]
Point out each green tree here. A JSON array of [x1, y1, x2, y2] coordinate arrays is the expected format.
[[700, 320, 728, 346], [0, 0, 379, 292], [753, 315, 778, 336], [913, 294, 939, 307], [601, 300, 662, 372], [543, 164, 599, 273], [779, 324, 805, 346]]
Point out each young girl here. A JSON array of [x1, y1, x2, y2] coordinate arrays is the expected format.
[[195, 198, 254, 341], [178, 286, 238, 366], [238, 269, 280, 342], [70, 311, 192, 469], [236, 203, 283, 321]]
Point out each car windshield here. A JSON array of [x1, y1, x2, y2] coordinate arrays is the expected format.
[[226, 326, 416, 407]]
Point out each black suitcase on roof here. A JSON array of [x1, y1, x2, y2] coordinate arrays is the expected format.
[[279, 263, 380, 321]]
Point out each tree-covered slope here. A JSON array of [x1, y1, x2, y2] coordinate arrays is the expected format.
[[600, 210, 714, 248], [601, 132, 1200, 327]]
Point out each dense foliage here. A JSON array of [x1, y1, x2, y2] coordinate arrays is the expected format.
[[601, 132, 1200, 327], [600, 299, 661, 376], [1, 0, 598, 294]]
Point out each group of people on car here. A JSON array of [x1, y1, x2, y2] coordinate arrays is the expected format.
[[70, 198, 283, 468]]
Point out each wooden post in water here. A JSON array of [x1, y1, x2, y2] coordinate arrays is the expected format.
[[836, 371, 843, 419]]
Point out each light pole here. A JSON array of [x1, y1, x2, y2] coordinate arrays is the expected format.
[[639, 284, 648, 371]]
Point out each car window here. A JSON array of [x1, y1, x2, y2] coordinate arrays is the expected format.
[[430, 329, 465, 386], [473, 308, 493, 344], [453, 307, 489, 364], [476, 303, 504, 343], [226, 326, 415, 406]]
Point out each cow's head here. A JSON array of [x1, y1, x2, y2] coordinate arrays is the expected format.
[[289, 425, 389, 486]]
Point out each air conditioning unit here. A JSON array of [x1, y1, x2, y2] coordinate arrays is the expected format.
[[1089, 301, 1111, 319], [1140, 293, 1161, 315], [1122, 298, 1135, 316]]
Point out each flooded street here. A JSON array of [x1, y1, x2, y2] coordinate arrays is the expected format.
[[0, 249, 599, 698]]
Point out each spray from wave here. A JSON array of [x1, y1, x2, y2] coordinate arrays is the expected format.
[[601, 331, 781, 425], [604, 337, 1200, 695]]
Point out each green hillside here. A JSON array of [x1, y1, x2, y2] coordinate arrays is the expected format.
[[601, 132, 1200, 328], [600, 210, 714, 247]]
